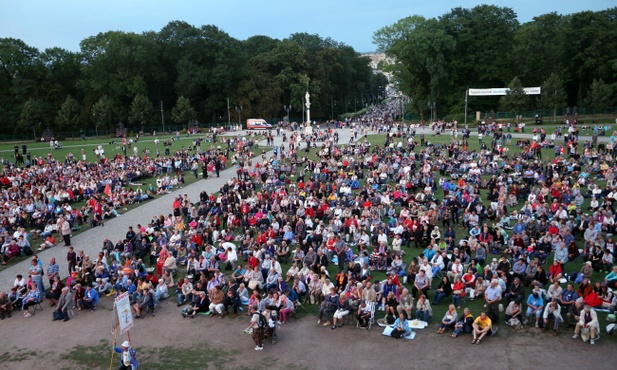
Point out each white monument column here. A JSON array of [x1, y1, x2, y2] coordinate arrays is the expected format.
[[305, 91, 311, 125]]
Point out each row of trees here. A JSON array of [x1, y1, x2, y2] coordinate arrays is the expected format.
[[0, 21, 387, 136], [374, 5, 617, 120]]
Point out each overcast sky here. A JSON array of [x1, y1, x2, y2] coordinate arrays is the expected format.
[[0, 0, 614, 53]]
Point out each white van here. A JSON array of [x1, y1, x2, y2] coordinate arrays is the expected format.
[[246, 118, 272, 130]]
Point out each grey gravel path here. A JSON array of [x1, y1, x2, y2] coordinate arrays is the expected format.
[[0, 126, 357, 293]]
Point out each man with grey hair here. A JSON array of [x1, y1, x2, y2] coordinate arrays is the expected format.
[[54, 287, 73, 322], [485, 278, 502, 324]]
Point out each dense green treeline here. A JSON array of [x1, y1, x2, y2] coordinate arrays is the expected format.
[[374, 5, 617, 120], [0, 21, 387, 136]]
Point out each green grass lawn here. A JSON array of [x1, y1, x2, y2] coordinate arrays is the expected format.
[[0, 132, 224, 160], [5, 128, 614, 341], [258, 132, 615, 339], [0, 132, 267, 272]]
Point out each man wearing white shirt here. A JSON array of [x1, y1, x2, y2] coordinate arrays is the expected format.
[[226, 247, 238, 269], [390, 222, 404, 236], [220, 241, 236, 253], [430, 251, 445, 277], [419, 259, 433, 284], [13, 274, 27, 295], [448, 259, 464, 281]]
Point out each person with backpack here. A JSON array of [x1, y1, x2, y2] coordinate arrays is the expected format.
[[245, 305, 266, 350]]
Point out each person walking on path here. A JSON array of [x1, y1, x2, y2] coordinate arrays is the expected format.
[[245, 304, 266, 350]]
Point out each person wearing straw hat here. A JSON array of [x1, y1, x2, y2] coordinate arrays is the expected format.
[[113, 339, 139, 369]]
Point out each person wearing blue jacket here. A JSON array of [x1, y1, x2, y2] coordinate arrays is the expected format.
[[83, 285, 99, 311], [390, 313, 412, 338], [113, 340, 138, 369], [524, 290, 544, 327]]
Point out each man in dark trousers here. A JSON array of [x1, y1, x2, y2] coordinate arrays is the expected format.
[[215, 158, 221, 178]]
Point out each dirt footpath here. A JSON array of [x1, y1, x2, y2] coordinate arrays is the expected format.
[[0, 297, 612, 370]]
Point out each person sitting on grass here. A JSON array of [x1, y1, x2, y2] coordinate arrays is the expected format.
[[355, 300, 372, 329], [436, 304, 458, 334], [331, 294, 351, 329], [390, 313, 412, 339], [605, 265, 617, 288], [504, 299, 522, 327], [451, 276, 466, 309], [208, 285, 226, 317], [383, 291, 399, 320], [37, 234, 56, 251], [278, 294, 295, 324], [412, 269, 430, 299], [524, 290, 544, 327], [572, 305, 599, 345], [472, 311, 493, 344], [548, 261, 563, 284], [82, 285, 99, 311], [542, 299, 563, 336], [451, 308, 474, 338], [317, 287, 339, 327], [182, 291, 209, 318], [396, 288, 414, 320], [416, 294, 432, 322], [132, 287, 153, 318], [432, 276, 452, 305]]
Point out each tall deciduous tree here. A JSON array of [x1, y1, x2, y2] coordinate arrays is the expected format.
[[585, 78, 612, 117], [55, 95, 80, 130], [0, 38, 43, 129], [92, 95, 116, 131], [128, 94, 153, 129], [499, 77, 528, 117], [541, 73, 567, 121], [17, 98, 48, 135], [171, 96, 196, 124]]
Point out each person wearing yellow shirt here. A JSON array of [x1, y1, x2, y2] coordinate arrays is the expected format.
[[472, 311, 493, 344]]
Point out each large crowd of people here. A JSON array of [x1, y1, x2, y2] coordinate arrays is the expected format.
[[1, 103, 616, 352]]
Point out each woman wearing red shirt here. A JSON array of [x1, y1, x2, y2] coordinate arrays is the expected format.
[[451, 277, 466, 309], [548, 261, 563, 283], [547, 221, 560, 235]]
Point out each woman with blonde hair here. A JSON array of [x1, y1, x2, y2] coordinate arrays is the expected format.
[[437, 304, 458, 334]]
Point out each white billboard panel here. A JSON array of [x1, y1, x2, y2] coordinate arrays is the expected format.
[[468, 87, 541, 96]]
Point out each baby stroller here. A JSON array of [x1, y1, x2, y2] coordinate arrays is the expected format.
[[262, 309, 280, 344]]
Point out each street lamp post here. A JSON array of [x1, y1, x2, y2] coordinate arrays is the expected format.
[[428, 101, 436, 123], [227, 98, 231, 128], [400, 96, 405, 124], [92, 111, 98, 137], [284, 104, 292, 122], [160, 100, 165, 133], [235, 106, 243, 127], [330, 97, 336, 120]]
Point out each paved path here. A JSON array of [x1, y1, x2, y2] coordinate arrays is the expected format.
[[0, 126, 357, 293], [0, 125, 605, 292]]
